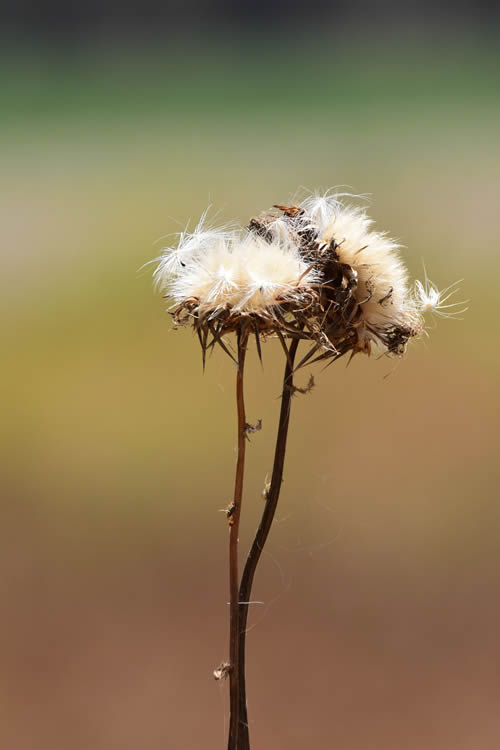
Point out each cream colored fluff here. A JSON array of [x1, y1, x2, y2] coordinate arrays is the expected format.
[[303, 198, 422, 339], [154, 192, 462, 348], [158, 230, 318, 317]]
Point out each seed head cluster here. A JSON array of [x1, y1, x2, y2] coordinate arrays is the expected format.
[[154, 193, 460, 365]]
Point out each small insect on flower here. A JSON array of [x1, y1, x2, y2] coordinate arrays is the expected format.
[[414, 273, 469, 319]]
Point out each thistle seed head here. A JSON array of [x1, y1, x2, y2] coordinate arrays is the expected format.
[[154, 192, 456, 364]]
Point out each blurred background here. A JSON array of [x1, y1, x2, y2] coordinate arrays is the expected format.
[[2, 2, 500, 748]]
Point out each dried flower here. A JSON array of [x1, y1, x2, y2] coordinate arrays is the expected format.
[[153, 190, 465, 750], [154, 192, 455, 364]]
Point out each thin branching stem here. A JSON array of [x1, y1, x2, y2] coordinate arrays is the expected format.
[[228, 325, 249, 750], [236, 337, 301, 749]]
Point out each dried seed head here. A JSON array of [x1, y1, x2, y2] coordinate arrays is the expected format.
[[154, 192, 458, 364]]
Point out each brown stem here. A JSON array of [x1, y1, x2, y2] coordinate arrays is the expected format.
[[236, 337, 300, 750], [228, 326, 249, 750]]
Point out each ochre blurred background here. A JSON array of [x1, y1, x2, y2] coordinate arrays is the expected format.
[[2, 3, 500, 748]]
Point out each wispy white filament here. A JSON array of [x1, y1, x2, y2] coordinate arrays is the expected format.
[[153, 209, 234, 279], [414, 274, 468, 319]]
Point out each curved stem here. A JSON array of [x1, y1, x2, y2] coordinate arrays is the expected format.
[[236, 337, 300, 749], [227, 326, 249, 750]]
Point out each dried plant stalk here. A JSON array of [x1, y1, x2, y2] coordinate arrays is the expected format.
[[236, 335, 300, 750], [153, 192, 464, 750], [227, 327, 249, 748]]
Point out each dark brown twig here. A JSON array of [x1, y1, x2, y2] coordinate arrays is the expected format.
[[236, 336, 301, 749], [227, 326, 249, 750]]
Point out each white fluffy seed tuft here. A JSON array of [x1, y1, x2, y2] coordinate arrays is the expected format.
[[158, 229, 319, 316], [414, 274, 469, 319], [153, 209, 235, 283]]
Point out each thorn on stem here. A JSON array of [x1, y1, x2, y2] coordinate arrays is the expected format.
[[225, 502, 236, 525], [244, 419, 262, 440], [213, 662, 232, 681]]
